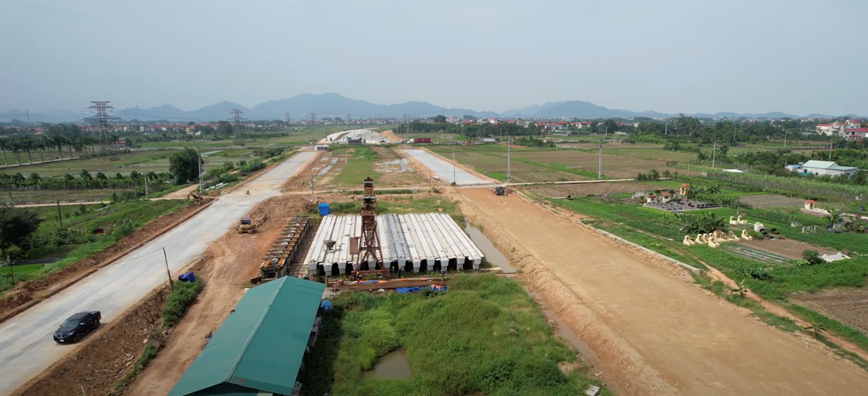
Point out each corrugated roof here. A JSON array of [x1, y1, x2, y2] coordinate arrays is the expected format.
[[802, 160, 836, 169], [169, 276, 325, 396], [802, 160, 857, 171]]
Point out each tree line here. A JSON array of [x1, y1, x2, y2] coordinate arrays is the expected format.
[[0, 169, 173, 190], [0, 126, 121, 165]]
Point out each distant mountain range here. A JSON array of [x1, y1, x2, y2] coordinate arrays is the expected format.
[[1, 93, 862, 123]]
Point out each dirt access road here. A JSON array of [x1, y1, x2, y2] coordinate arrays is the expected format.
[[125, 194, 311, 396], [0, 152, 315, 395], [455, 187, 868, 396]]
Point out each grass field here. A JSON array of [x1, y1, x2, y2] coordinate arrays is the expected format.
[[0, 200, 191, 292], [429, 144, 693, 182], [298, 274, 609, 396], [0, 149, 260, 177]]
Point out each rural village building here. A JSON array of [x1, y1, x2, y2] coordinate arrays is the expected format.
[[788, 160, 858, 177]]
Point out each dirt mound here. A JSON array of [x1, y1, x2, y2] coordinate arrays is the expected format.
[[11, 257, 209, 396], [0, 199, 213, 325]]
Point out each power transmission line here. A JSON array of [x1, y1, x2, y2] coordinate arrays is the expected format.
[[308, 113, 316, 145], [229, 109, 245, 140], [84, 101, 121, 156], [285, 112, 291, 123]]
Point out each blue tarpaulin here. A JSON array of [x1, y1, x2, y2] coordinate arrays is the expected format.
[[361, 280, 378, 284], [320, 300, 332, 311], [396, 286, 421, 294], [318, 203, 330, 216], [430, 284, 447, 292], [178, 272, 196, 283]]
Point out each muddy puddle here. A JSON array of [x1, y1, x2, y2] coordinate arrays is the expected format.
[[363, 348, 411, 380], [464, 222, 516, 273]]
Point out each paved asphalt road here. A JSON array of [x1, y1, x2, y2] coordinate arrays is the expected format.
[[403, 149, 491, 186], [0, 152, 315, 395]]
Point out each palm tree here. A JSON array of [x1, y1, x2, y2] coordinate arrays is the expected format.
[[19, 136, 34, 163], [36, 136, 49, 162], [806, 320, 826, 338], [825, 209, 843, 229], [0, 137, 8, 166], [730, 279, 748, 298], [50, 133, 66, 159], [8, 138, 22, 163]]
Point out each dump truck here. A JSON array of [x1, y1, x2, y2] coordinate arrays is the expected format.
[[408, 138, 431, 144], [237, 216, 256, 234]]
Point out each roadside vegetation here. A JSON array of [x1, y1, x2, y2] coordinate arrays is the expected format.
[[0, 200, 191, 293], [298, 274, 609, 396], [118, 278, 203, 388]]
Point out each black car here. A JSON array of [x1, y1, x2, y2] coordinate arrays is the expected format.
[[53, 311, 101, 344]]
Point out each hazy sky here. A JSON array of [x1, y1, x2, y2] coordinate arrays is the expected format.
[[2, 0, 866, 115]]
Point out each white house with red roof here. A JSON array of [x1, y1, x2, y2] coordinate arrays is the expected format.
[[816, 121, 859, 136], [844, 127, 868, 141]]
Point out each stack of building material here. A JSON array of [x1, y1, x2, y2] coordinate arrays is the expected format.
[[260, 216, 312, 279], [304, 213, 484, 276]]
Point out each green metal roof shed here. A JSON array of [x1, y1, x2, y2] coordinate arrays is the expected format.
[[169, 276, 326, 396]]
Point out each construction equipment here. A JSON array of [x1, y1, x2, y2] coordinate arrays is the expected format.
[[237, 215, 256, 234], [260, 216, 313, 280], [493, 186, 507, 196]]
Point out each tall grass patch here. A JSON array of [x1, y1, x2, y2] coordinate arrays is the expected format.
[[298, 274, 608, 396]]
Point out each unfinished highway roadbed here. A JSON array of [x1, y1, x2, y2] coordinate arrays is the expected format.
[[452, 187, 868, 396], [0, 152, 315, 395]]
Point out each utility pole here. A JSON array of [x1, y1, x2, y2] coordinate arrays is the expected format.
[[452, 143, 456, 185], [507, 137, 511, 184], [308, 113, 316, 145], [229, 109, 244, 140], [784, 128, 788, 147], [7, 255, 13, 286], [85, 101, 120, 156], [56, 200, 63, 227], [829, 138, 834, 161], [597, 140, 603, 180], [197, 148, 203, 196], [285, 112, 291, 124], [144, 175, 149, 199], [346, 113, 351, 125], [162, 247, 174, 292], [712, 139, 717, 169]]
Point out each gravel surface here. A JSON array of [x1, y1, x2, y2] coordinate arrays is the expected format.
[[403, 149, 490, 185]]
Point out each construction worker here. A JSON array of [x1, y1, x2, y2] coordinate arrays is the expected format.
[[246, 190, 249, 195]]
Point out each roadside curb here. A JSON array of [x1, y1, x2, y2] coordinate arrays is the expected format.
[[0, 199, 214, 326]]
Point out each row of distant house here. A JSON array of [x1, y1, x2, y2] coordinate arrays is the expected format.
[[816, 119, 868, 140]]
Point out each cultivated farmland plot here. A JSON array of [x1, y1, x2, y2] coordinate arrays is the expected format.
[[513, 150, 686, 179], [738, 194, 808, 208], [524, 182, 657, 198], [433, 145, 700, 182], [790, 288, 868, 336]]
